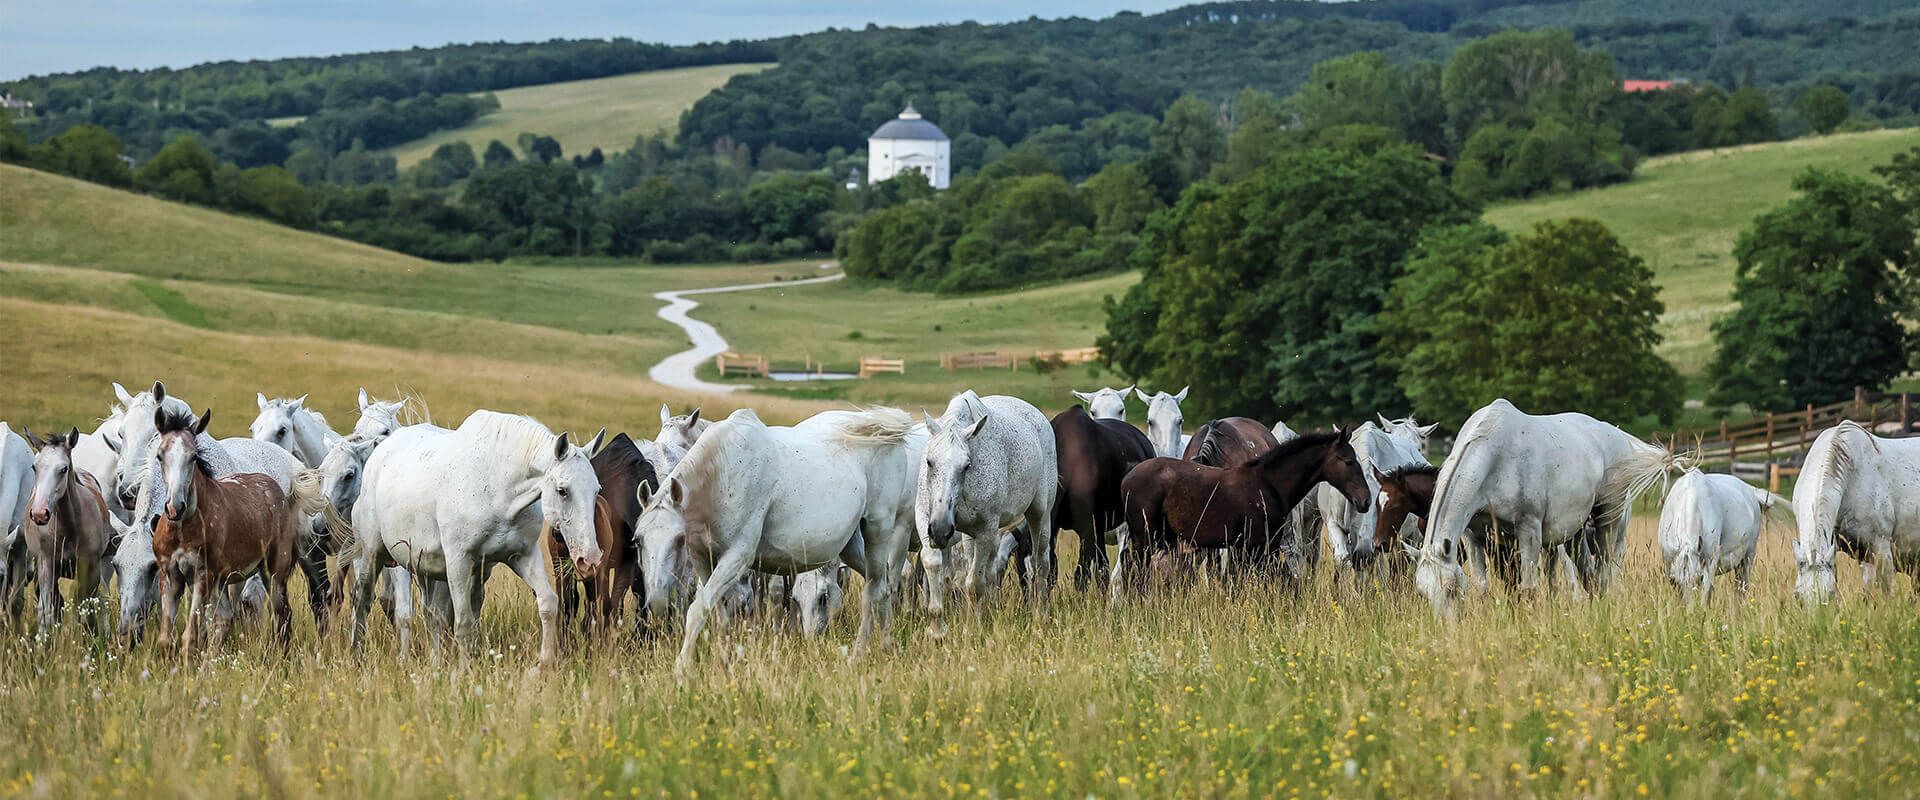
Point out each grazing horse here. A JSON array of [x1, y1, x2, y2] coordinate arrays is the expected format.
[[1050, 405, 1154, 591], [1660, 470, 1782, 602], [657, 404, 710, 452], [349, 411, 604, 662], [1792, 421, 1920, 601], [1414, 399, 1688, 616], [20, 428, 113, 634], [1370, 464, 1440, 557], [1116, 430, 1371, 595], [789, 558, 849, 637], [1134, 387, 1189, 459], [916, 391, 1058, 621], [152, 409, 325, 654], [1310, 420, 1433, 570], [549, 432, 657, 637], [0, 424, 33, 621], [316, 434, 418, 646], [636, 408, 921, 674], [1070, 386, 1132, 421], [251, 393, 342, 468], [1182, 417, 1281, 468]]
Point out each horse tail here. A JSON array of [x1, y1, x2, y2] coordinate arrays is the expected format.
[[834, 406, 915, 447], [289, 468, 349, 551], [1597, 438, 1692, 526]]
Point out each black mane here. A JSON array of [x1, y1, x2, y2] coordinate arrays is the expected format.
[[592, 432, 658, 493], [1249, 430, 1344, 469], [1382, 463, 1440, 481], [155, 407, 197, 435]]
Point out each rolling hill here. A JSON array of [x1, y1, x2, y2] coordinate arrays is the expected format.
[[378, 63, 772, 167], [0, 164, 828, 433]]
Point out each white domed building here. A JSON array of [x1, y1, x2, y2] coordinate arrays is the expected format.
[[867, 105, 950, 190]]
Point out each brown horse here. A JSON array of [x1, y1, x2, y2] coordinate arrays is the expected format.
[[1050, 405, 1154, 590], [1182, 417, 1281, 467], [22, 428, 113, 634], [550, 431, 654, 637], [1370, 464, 1439, 556], [1118, 430, 1371, 591], [152, 408, 320, 655]]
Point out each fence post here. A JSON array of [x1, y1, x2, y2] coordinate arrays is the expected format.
[[1722, 420, 1735, 474], [1765, 412, 1776, 466], [1769, 463, 1781, 494], [1855, 386, 1868, 419]]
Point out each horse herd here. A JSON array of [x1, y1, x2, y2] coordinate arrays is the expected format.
[[1, 381, 1915, 674]]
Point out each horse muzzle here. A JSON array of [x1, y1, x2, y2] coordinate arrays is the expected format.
[[573, 552, 604, 575], [28, 507, 51, 526]]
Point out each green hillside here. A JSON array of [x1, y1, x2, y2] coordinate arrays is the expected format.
[[379, 63, 771, 167]]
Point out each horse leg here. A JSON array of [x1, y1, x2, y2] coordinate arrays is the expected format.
[[1513, 518, 1546, 596], [677, 546, 754, 678], [505, 549, 562, 665], [441, 551, 483, 660], [298, 539, 332, 637], [1870, 539, 1897, 594], [347, 544, 382, 654], [182, 578, 207, 658], [961, 530, 997, 608], [1557, 546, 1587, 601], [847, 512, 909, 661], [33, 551, 59, 634], [419, 578, 453, 665], [1027, 497, 1056, 611], [918, 531, 951, 639]]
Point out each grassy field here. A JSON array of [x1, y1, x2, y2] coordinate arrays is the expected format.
[[1485, 128, 1920, 373], [0, 164, 831, 433], [3, 520, 1915, 797], [378, 64, 772, 168]]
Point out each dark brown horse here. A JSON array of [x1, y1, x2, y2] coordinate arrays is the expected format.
[[21, 428, 112, 634], [152, 408, 317, 654], [550, 432, 656, 636], [1118, 430, 1370, 590], [1049, 405, 1155, 590], [1182, 417, 1281, 467], [1370, 464, 1439, 556]]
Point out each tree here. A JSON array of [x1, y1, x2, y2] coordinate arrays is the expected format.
[[744, 172, 837, 246], [1083, 161, 1161, 235], [133, 136, 219, 204], [1708, 169, 1915, 410], [483, 139, 517, 167], [1100, 145, 1471, 423], [1148, 95, 1226, 189], [1693, 87, 1776, 147], [1290, 52, 1412, 134], [36, 124, 131, 186], [1385, 219, 1681, 426], [0, 114, 30, 163], [1796, 86, 1850, 135]]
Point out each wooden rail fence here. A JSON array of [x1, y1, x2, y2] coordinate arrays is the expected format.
[[1660, 387, 1915, 484], [858, 356, 906, 378], [941, 351, 1017, 371], [713, 351, 769, 378]]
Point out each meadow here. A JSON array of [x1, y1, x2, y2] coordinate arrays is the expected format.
[[2, 521, 1915, 798], [377, 64, 773, 167]]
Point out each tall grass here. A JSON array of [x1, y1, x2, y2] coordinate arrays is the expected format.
[[2, 522, 1914, 797]]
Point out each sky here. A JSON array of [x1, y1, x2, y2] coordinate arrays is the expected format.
[[0, 1, 1196, 80]]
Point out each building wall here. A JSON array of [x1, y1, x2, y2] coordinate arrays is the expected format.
[[868, 136, 950, 189]]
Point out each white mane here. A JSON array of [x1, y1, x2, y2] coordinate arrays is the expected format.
[[457, 410, 560, 469]]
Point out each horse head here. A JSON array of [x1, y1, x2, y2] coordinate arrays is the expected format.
[[916, 409, 989, 548], [544, 430, 606, 575], [1071, 386, 1130, 422], [1135, 387, 1188, 458], [634, 477, 693, 619], [23, 426, 81, 526]]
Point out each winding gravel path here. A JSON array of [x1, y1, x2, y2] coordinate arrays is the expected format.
[[648, 266, 845, 394]]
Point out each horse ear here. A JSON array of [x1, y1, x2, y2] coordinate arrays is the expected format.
[[193, 409, 212, 436], [1371, 465, 1390, 485], [1072, 390, 1094, 404], [291, 394, 307, 410], [152, 381, 166, 404], [104, 429, 123, 453], [553, 432, 572, 461], [687, 408, 701, 426], [584, 428, 607, 455], [659, 404, 672, 426], [967, 415, 989, 440], [153, 407, 167, 431], [1130, 387, 1148, 403], [114, 382, 135, 406], [668, 477, 687, 507], [923, 412, 943, 437], [22, 427, 44, 453], [257, 393, 270, 410], [66, 427, 81, 448], [1175, 386, 1189, 402], [1419, 422, 1440, 439], [352, 437, 379, 459], [1120, 384, 1135, 397], [358, 388, 371, 411]]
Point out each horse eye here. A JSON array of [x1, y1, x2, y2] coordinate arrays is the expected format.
[[557, 487, 570, 498]]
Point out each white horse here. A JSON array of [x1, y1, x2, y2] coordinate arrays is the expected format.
[[351, 388, 412, 440], [348, 411, 603, 661], [657, 404, 710, 452], [251, 393, 342, 468], [73, 390, 129, 518], [0, 423, 34, 619], [1271, 420, 1298, 443], [1660, 470, 1782, 601], [1070, 386, 1132, 421], [636, 408, 921, 674], [316, 433, 418, 645], [916, 391, 1058, 624], [110, 383, 306, 640], [1414, 398, 1687, 616], [1134, 387, 1189, 458], [1793, 421, 1920, 601], [789, 558, 849, 637], [1310, 418, 1434, 569]]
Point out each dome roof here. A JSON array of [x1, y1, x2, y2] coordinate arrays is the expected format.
[[870, 105, 948, 141]]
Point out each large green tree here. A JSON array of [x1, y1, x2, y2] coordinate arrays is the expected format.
[[133, 136, 219, 204], [1385, 219, 1680, 426], [1100, 145, 1470, 424], [1795, 86, 1851, 135], [1708, 168, 1916, 410], [36, 124, 131, 187]]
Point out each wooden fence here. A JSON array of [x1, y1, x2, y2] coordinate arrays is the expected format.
[[713, 351, 768, 378], [1034, 346, 1101, 365], [941, 351, 1017, 371], [1661, 387, 1915, 482], [858, 356, 906, 378]]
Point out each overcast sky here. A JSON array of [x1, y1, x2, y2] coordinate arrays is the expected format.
[[0, 1, 1196, 80]]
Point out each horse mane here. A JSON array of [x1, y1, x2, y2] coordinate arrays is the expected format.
[[1192, 420, 1224, 464], [831, 407, 915, 447], [457, 410, 558, 468], [1382, 463, 1440, 482], [154, 407, 218, 476], [592, 432, 655, 490], [1249, 430, 1343, 470]]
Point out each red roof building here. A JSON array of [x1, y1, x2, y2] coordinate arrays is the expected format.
[[1622, 80, 1676, 93]]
